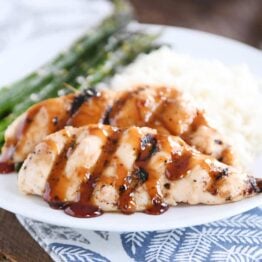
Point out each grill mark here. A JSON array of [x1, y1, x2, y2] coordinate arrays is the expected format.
[[165, 149, 193, 181], [106, 91, 131, 126], [138, 134, 158, 161], [2, 85, 236, 172], [67, 91, 111, 127], [207, 166, 233, 195], [118, 130, 169, 215], [116, 128, 141, 214], [254, 178, 262, 193], [64, 126, 122, 218], [147, 99, 172, 134], [181, 111, 235, 166], [144, 165, 169, 215], [158, 135, 231, 196], [23, 125, 260, 218], [146, 88, 179, 135], [0, 105, 43, 172], [108, 87, 148, 127], [118, 166, 148, 214], [43, 130, 74, 207], [102, 106, 112, 125], [69, 89, 98, 116], [1, 96, 75, 168], [220, 147, 235, 166], [144, 134, 173, 215]]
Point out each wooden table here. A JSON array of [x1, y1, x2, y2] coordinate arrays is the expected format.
[[0, 0, 261, 261]]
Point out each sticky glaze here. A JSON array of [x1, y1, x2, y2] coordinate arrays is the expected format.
[[42, 127, 175, 217], [20, 125, 261, 218], [43, 126, 121, 218], [0, 162, 15, 173], [107, 86, 235, 166], [1, 86, 236, 171]]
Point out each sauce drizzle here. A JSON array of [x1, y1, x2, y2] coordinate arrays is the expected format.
[[24, 126, 262, 217], [1, 86, 236, 175], [44, 126, 121, 218], [166, 150, 193, 180], [0, 162, 15, 174]]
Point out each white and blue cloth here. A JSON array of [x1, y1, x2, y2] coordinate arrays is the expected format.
[[17, 207, 262, 262], [1, 1, 262, 261]]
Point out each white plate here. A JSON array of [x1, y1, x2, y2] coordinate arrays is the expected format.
[[0, 24, 261, 232]]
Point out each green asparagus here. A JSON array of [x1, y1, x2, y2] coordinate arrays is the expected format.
[[0, 8, 131, 118], [0, 32, 158, 147]]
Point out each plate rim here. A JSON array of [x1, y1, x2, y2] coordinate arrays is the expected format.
[[0, 24, 261, 232], [1, 174, 261, 232]]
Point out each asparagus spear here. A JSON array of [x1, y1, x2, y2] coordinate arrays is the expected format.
[[0, 33, 158, 147], [11, 32, 135, 115], [0, 11, 131, 118], [80, 33, 158, 89], [0, 32, 139, 129], [0, 33, 128, 132]]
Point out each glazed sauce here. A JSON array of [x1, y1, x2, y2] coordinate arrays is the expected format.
[[43, 130, 73, 205], [0, 162, 15, 173], [187, 111, 207, 132], [1, 107, 42, 173], [66, 127, 121, 218], [220, 148, 234, 166], [0, 146, 15, 173], [44, 126, 121, 218], [117, 129, 169, 215], [181, 111, 235, 166], [117, 166, 143, 214], [144, 164, 169, 215], [116, 128, 141, 214], [255, 178, 262, 193], [1, 85, 235, 176], [165, 150, 193, 180], [67, 91, 109, 127], [0, 91, 101, 173], [108, 91, 137, 127], [108, 87, 235, 166], [25, 124, 260, 218], [0, 106, 41, 173], [145, 196, 169, 215], [143, 134, 175, 215]]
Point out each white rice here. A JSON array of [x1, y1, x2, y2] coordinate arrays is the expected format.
[[109, 47, 262, 167]]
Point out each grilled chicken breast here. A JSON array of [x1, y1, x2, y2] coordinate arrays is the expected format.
[[1, 86, 236, 167], [18, 125, 260, 217]]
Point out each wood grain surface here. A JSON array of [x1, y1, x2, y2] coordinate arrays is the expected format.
[[0, 0, 261, 261], [131, 0, 262, 48]]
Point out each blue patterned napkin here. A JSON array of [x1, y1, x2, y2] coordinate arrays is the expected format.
[[17, 207, 262, 262]]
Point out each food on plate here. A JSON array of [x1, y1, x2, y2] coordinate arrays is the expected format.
[[0, 15, 261, 220], [1, 86, 236, 166], [1, 89, 112, 164], [0, 3, 158, 148], [111, 47, 262, 167], [18, 125, 261, 218]]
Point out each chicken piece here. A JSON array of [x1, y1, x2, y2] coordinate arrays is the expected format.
[[18, 125, 260, 218], [1, 89, 113, 163], [1, 86, 235, 167], [108, 86, 235, 165]]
